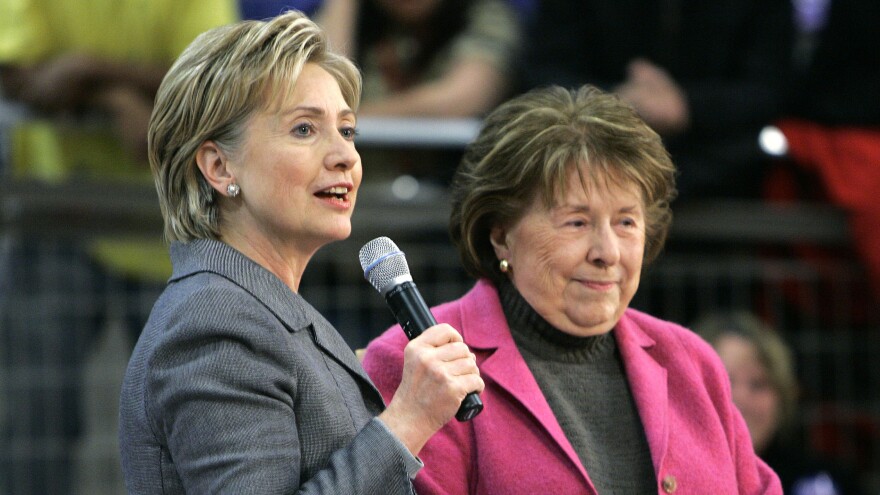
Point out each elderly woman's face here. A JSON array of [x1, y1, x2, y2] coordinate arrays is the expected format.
[[491, 167, 646, 337], [714, 334, 781, 454], [227, 63, 361, 252]]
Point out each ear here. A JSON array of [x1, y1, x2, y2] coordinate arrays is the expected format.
[[489, 224, 511, 261], [196, 140, 235, 196]]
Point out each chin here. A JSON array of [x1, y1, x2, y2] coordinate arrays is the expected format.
[[575, 305, 621, 328], [327, 227, 352, 242], [561, 314, 617, 336]]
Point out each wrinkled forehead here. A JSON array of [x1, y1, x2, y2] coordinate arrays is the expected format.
[[540, 160, 645, 208]]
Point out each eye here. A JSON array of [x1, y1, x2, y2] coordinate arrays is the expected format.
[[563, 215, 588, 228], [292, 123, 313, 137], [340, 126, 359, 141]]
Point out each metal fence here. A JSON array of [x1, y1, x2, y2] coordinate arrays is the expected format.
[[1, 118, 878, 493]]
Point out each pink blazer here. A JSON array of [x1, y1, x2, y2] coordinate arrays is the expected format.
[[363, 279, 782, 494]]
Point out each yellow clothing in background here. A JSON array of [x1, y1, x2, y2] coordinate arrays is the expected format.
[[0, 0, 238, 281]]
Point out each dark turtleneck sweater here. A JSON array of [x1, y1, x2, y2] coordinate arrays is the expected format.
[[498, 281, 656, 494]]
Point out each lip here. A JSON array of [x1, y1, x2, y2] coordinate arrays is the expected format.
[[314, 181, 356, 209], [579, 278, 618, 291]]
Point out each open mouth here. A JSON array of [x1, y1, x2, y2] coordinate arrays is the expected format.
[[315, 186, 351, 202]]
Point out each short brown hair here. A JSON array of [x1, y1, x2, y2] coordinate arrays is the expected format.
[[149, 10, 362, 242], [449, 85, 677, 284]]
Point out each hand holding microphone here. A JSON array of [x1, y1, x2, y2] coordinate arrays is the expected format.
[[359, 237, 484, 425]]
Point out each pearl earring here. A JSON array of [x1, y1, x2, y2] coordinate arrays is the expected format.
[[227, 183, 240, 197]]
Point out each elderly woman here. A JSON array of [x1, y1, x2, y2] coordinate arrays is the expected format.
[[118, 11, 483, 494], [362, 85, 782, 494]]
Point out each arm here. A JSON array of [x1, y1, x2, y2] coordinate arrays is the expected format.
[[2, 53, 166, 113], [364, 328, 476, 495], [358, 0, 520, 118], [614, 58, 690, 137], [2, 55, 165, 160], [358, 58, 508, 117]]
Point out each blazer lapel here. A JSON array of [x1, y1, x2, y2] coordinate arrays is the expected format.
[[462, 281, 591, 482], [615, 312, 669, 474], [173, 239, 380, 399], [306, 308, 380, 393]]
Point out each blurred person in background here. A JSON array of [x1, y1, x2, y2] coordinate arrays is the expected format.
[[694, 310, 866, 495], [518, 0, 793, 202], [317, 0, 521, 118], [316, 0, 522, 181], [119, 11, 482, 493], [363, 84, 781, 494], [764, 0, 880, 305], [0, 1, 236, 493]]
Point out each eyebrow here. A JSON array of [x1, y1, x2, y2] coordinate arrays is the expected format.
[[557, 204, 642, 214], [281, 105, 355, 119]]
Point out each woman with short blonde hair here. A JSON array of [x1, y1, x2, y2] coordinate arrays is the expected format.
[[120, 11, 483, 493]]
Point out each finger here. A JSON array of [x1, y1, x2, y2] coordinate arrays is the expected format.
[[432, 341, 474, 362], [459, 375, 485, 396], [414, 323, 463, 346], [444, 353, 480, 377]]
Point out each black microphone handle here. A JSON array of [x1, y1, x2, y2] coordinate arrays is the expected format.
[[385, 282, 484, 422]]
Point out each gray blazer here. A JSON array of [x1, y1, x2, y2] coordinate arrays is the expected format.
[[119, 239, 417, 494]]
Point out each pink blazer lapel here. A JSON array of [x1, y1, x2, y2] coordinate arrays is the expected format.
[[460, 280, 591, 482], [615, 311, 669, 474]]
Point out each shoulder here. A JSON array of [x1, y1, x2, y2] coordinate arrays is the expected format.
[[623, 308, 718, 356], [163, 271, 270, 323], [145, 271, 294, 370], [620, 308, 729, 382]]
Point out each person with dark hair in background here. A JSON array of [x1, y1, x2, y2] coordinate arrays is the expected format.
[[694, 311, 866, 495], [363, 84, 781, 494], [318, 0, 520, 118], [518, 0, 793, 202], [316, 0, 522, 181], [118, 11, 483, 493]]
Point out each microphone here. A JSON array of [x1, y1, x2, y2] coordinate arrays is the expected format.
[[359, 236, 483, 422]]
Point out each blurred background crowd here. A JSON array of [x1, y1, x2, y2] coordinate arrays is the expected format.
[[0, 0, 878, 493]]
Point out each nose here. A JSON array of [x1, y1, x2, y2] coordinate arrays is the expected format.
[[324, 131, 360, 171], [587, 223, 620, 267]]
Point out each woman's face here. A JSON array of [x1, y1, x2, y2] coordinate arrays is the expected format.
[[491, 167, 646, 337], [714, 334, 781, 453], [227, 63, 361, 256]]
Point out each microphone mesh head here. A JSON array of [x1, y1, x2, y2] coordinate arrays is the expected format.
[[359, 237, 412, 293]]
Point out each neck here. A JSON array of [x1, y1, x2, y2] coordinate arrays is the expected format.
[[220, 229, 316, 293]]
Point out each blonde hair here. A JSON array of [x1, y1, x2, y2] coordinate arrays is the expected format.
[[449, 85, 677, 283], [149, 10, 362, 242]]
